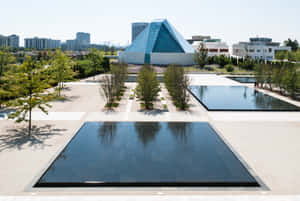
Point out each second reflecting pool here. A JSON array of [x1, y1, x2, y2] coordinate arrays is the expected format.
[[189, 85, 300, 111]]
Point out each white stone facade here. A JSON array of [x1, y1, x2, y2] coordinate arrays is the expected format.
[[232, 37, 291, 60]]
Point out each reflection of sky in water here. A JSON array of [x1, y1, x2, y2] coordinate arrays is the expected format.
[[189, 85, 300, 110], [36, 122, 258, 186]]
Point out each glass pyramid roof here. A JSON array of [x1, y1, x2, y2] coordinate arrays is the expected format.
[[125, 19, 195, 54]]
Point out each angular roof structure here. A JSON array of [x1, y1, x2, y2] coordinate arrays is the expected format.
[[125, 19, 195, 54]]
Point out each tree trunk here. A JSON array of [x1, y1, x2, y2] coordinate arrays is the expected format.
[[28, 87, 32, 136], [28, 98, 32, 136]]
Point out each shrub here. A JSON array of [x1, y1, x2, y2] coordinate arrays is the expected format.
[[225, 64, 234, 72]]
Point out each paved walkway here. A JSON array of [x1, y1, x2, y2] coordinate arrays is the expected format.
[[0, 74, 300, 200]]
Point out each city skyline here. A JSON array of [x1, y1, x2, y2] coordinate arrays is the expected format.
[[1, 0, 300, 47]]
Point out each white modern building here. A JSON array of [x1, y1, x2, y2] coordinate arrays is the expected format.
[[119, 19, 195, 66], [193, 39, 229, 57], [232, 37, 291, 61]]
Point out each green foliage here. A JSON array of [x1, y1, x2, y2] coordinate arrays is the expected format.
[[73, 59, 94, 78], [284, 38, 299, 52], [216, 55, 231, 68], [136, 65, 160, 110], [101, 57, 110, 72], [0, 49, 16, 76], [111, 63, 128, 97], [225, 64, 234, 72], [275, 50, 300, 62], [8, 57, 54, 135], [50, 50, 75, 96], [239, 56, 256, 70], [254, 61, 300, 99], [194, 43, 208, 69], [87, 48, 104, 79], [164, 65, 190, 110]]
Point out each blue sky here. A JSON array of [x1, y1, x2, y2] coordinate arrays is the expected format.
[[1, 0, 299, 47]]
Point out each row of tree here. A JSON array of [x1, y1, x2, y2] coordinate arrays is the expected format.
[[164, 65, 190, 110], [0, 48, 109, 135], [254, 62, 300, 99], [275, 50, 300, 62]]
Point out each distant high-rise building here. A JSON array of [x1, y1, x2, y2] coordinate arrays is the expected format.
[[0, 34, 19, 48], [131, 22, 149, 42], [24, 37, 60, 49], [7, 35, 19, 48], [64, 32, 91, 51], [76, 32, 90, 45]]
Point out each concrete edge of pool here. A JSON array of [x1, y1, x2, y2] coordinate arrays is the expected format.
[[25, 121, 268, 192]]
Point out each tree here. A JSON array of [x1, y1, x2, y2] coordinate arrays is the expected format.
[[0, 49, 15, 76], [8, 57, 54, 135], [284, 38, 299, 52], [51, 50, 75, 97], [110, 63, 128, 98], [194, 43, 208, 69], [101, 57, 110, 72], [87, 48, 104, 80], [100, 75, 115, 108], [136, 65, 160, 109], [164, 65, 190, 110]]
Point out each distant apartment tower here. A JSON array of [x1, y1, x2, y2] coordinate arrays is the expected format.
[[65, 32, 91, 51], [0, 34, 19, 48], [76, 32, 90, 45], [25, 37, 60, 49], [131, 22, 149, 42], [232, 37, 291, 61]]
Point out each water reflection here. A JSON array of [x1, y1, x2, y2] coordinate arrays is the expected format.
[[196, 86, 207, 100], [98, 122, 117, 145], [134, 122, 161, 146], [190, 85, 300, 110], [243, 86, 247, 99], [168, 122, 191, 143]]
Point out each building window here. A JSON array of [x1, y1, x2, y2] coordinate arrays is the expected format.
[[220, 49, 228, 52], [209, 49, 218, 52], [257, 49, 261, 53], [269, 48, 272, 53], [249, 49, 254, 53]]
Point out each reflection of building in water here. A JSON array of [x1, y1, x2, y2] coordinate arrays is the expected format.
[[134, 122, 161, 146]]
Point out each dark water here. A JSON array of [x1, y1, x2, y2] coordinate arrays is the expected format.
[[227, 77, 256, 83], [35, 122, 259, 187], [189, 85, 300, 111], [126, 75, 163, 82]]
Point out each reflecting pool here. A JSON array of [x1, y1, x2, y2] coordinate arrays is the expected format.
[[227, 76, 256, 83], [35, 122, 259, 187], [189, 85, 300, 111]]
